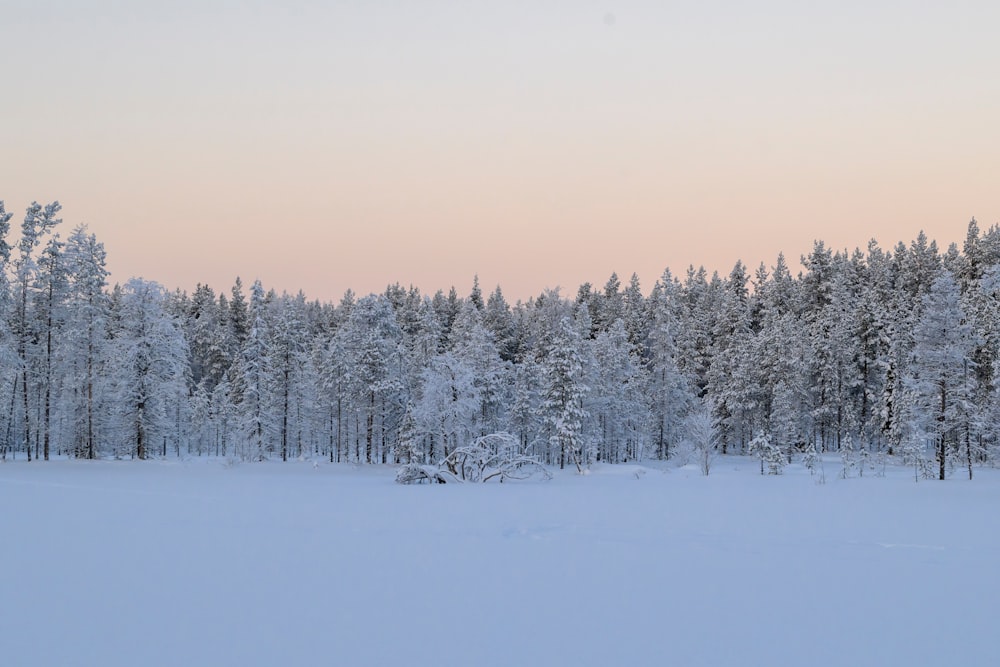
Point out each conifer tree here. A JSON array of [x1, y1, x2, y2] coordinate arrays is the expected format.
[[646, 269, 691, 459], [340, 295, 404, 463], [12, 201, 61, 460], [907, 272, 977, 479], [592, 319, 648, 462], [106, 279, 187, 459], [63, 227, 109, 459], [540, 317, 590, 471]]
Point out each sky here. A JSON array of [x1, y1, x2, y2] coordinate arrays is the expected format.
[[3, 1, 998, 303]]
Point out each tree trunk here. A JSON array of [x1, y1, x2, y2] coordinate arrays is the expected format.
[[86, 347, 95, 459], [281, 366, 289, 462], [336, 395, 343, 463], [43, 307, 52, 461], [965, 423, 973, 481], [938, 384, 946, 481], [365, 390, 375, 464], [136, 401, 146, 460], [21, 369, 31, 462], [4, 375, 17, 460]]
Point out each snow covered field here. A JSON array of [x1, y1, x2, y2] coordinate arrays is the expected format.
[[2, 457, 997, 667]]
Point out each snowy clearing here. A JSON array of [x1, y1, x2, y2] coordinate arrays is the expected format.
[[2, 457, 998, 666]]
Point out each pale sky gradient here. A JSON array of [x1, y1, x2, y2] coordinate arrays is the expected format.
[[3, 1, 998, 302]]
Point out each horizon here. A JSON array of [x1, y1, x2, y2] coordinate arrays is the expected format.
[[0, 198, 978, 303]]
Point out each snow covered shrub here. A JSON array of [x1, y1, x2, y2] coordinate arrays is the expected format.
[[443, 432, 552, 482], [684, 408, 715, 476], [840, 433, 856, 479], [395, 463, 452, 484], [802, 441, 818, 474], [396, 433, 551, 484], [748, 433, 784, 475], [900, 434, 935, 481], [857, 442, 870, 478]]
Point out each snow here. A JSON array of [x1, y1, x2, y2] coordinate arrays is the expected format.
[[2, 457, 998, 666]]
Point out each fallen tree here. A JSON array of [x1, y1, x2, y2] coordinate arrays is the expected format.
[[396, 432, 552, 484], [395, 464, 454, 484]]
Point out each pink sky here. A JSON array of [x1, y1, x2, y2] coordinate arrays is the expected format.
[[3, 1, 998, 302]]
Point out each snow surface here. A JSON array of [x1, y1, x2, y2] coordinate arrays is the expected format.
[[1, 457, 998, 666]]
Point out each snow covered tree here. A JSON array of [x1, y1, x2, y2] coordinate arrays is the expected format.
[[11, 201, 62, 460], [449, 300, 510, 437], [622, 272, 648, 350], [414, 351, 477, 463], [540, 316, 590, 471], [33, 233, 69, 460], [483, 284, 518, 362], [706, 264, 755, 453], [266, 292, 313, 461], [646, 270, 692, 459], [0, 201, 15, 460], [748, 432, 784, 475], [320, 328, 350, 462], [591, 319, 648, 463], [771, 377, 805, 462], [442, 432, 550, 482], [339, 294, 404, 463], [105, 279, 188, 459], [840, 431, 856, 478], [0, 201, 12, 265], [510, 355, 543, 454], [684, 403, 716, 475], [593, 272, 624, 334], [61, 226, 109, 458], [186, 284, 231, 393], [907, 272, 978, 480], [227, 277, 250, 355], [675, 266, 715, 397], [229, 280, 274, 462]]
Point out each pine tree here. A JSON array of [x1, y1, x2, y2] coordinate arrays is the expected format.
[[483, 285, 517, 362], [269, 292, 310, 461], [907, 272, 977, 480], [0, 202, 14, 460], [414, 351, 477, 462], [228, 277, 250, 355], [840, 431, 855, 478], [684, 402, 716, 475], [340, 295, 404, 463], [593, 272, 624, 334], [706, 264, 754, 453], [450, 301, 510, 437], [106, 279, 187, 459], [646, 269, 693, 459], [62, 227, 110, 459], [540, 317, 590, 471], [33, 234, 68, 460], [622, 273, 648, 351], [186, 284, 230, 392], [0, 201, 12, 264], [468, 275, 484, 311], [592, 319, 648, 462], [230, 280, 272, 461], [748, 432, 784, 475], [11, 201, 62, 460]]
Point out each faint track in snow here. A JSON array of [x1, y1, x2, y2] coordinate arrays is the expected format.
[[875, 542, 946, 551]]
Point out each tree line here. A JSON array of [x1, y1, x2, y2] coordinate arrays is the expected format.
[[1, 199, 998, 479]]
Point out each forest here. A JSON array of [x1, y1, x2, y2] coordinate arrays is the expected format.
[[2, 199, 998, 480]]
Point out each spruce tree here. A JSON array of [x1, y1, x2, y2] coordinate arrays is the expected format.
[[907, 272, 977, 480], [540, 317, 590, 471]]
